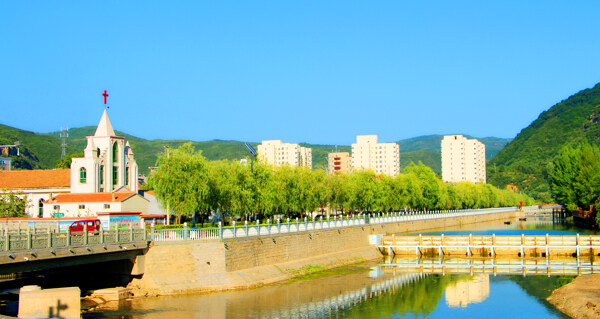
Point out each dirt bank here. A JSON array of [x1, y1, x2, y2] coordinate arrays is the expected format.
[[547, 275, 600, 319]]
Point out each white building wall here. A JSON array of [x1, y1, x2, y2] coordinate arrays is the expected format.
[[43, 202, 124, 218], [441, 135, 486, 184], [2, 189, 70, 218], [257, 140, 312, 168], [351, 135, 400, 176]]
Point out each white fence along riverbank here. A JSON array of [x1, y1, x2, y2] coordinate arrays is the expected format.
[[151, 206, 552, 242]]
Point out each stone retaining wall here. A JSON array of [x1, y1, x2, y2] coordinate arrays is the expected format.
[[130, 210, 519, 295]]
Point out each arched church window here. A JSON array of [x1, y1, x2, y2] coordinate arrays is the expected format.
[[126, 166, 129, 185], [80, 167, 87, 183], [99, 165, 104, 184], [112, 142, 119, 163], [38, 198, 44, 218]]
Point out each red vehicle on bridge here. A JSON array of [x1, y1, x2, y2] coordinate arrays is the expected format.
[[69, 219, 102, 232]]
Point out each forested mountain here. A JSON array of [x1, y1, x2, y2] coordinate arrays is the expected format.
[[1, 123, 509, 176], [0, 124, 79, 170], [488, 83, 600, 201], [397, 135, 510, 159]]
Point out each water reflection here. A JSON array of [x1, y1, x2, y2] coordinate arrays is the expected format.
[[87, 216, 581, 318], [87, 260, 572, 319], [445, 275, 489, 308]]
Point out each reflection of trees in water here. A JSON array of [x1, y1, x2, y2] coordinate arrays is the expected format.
[[341, 275, 469, 318], [506, 275, 574, 318]]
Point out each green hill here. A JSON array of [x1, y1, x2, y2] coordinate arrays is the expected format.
[[47, 127, 259, 175], [397, 135, 510, 160], [401, 150, 441, 174], [0, 124, 79, 169], [488, 83, 600, 200], [2, 123, 510, 176]]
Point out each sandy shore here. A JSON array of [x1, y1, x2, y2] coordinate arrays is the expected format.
[[547, 275, 600, 319]]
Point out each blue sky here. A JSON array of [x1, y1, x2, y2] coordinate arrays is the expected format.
[[1, 1, 599, 145]]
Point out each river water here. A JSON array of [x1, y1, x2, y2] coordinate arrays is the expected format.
[[86, 214, 591, 319]]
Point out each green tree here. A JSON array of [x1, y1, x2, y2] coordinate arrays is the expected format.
[[551, 143, 600, 212], [149, 143, 210, 224], [55, 152, 83, 169], [0, 191, 29, 217]]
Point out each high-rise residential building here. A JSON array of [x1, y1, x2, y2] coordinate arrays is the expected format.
[[351, 135, 400, 176], [257, 140, 312, 168], [328, 152, 351, 174], [441, 135, 486, 184]]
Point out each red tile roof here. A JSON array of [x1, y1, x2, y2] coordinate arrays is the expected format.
[[47, 192, 142, 203], [0, 169, 70, 189]]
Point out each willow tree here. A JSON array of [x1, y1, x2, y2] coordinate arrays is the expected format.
[[149, 143, 210, 224], [327, 173, 349, 215]]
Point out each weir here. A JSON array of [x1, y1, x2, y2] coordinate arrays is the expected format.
[[376, 234, 600, 258]]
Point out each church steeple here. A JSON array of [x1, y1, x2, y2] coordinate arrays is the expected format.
[[94, 109, 116, 137]]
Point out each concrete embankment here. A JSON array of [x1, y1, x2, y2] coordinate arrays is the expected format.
[[129, 211, 519, 295], [548, 275, 600, 319]]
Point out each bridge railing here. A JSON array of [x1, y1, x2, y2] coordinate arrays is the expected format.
[[151, 205, 539, 242], [0, 228, 149, 255]]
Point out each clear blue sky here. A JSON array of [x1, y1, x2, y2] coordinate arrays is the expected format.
[[1, 1, 599, 145]]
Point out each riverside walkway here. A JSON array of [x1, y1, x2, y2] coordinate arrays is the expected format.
[[376, 234, 600, 258], [151, 205, 551, 242]]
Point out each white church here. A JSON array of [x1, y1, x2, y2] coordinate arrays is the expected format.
[[0, 110, 149, 218]]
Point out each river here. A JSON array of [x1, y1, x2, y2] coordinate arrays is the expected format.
[[85, 214, 592, 319]]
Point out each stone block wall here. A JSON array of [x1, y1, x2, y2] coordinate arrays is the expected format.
[[133, 211, 518, 294]]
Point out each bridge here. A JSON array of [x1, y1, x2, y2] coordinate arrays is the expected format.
[[375, 234, 600, 258], [0, 226, 150, 275]]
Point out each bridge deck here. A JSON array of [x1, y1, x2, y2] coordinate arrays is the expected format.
[[377, 234, 600, 257], [0, 229, 150, 274]]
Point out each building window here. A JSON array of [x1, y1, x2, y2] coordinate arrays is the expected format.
[[104, 204, 110, 209], [126, 166, 129, 185], [99, 165, 104, 184], [113, 167, 118, 186], [38, 199, 44, 218], [79, 204, 85, 209], [112, 142, 119, 163], [80, 167, 87, 183]]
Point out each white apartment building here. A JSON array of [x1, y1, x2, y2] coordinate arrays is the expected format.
[[328, 152, 352, 174], [351, 135, 400, 176], [441, 135, 486, 184], [257, 140, 312, 168]]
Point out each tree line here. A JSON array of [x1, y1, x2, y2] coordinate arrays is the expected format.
[[149, 143, 534, 224]]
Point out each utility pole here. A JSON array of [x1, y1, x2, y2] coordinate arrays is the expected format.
[[60, 128, 68, 160]]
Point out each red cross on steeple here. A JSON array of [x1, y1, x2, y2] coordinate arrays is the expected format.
[[102, 90, 109, 104]]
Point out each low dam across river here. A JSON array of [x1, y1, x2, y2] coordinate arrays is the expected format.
[[375, 234, 600, 257]]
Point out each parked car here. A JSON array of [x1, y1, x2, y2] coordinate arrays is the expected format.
[[69, 219, 102, 232]]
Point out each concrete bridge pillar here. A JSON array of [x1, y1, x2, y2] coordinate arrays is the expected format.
[[18, 285, 80, 319]]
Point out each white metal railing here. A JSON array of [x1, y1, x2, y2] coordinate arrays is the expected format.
[[151, 205, 539, 242]]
